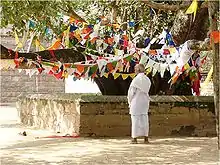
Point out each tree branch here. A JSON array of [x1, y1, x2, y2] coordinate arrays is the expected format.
[[0, 44, 85, 63], [0, 38, 212, 71], [1, 38, 211, 64], [57, 5, 69, 13], [57, 0, 87, 23], [141, 0, 189, 11], [67, 10, 87, 23], [141, 1, 208, 12], [187, 38, 211, 51], [65, 3, 87, 23]]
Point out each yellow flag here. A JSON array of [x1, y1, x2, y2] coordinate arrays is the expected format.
[[201, 65, 213, 88], [15, 31, 19, 45], [113, 73, 120, 79], [62, 70, 69, 79], [169, 47, 176, 54], [35, 39, 40, 47], [14, 31, 23, 49], [184, 63, 190, 70], [35, 39, 45, 51], [103, 73, 108, 78], [35, 39, 39, 51], [115, 49, 119, 56], [122, 74, 129, 80], [146, 68, 151, 75], [133, 53, 139, 58], [65, 26, 70, 48], [74, 29, 82, 41], [129, 73, 136, 79], [185, 0, 198, 21], [39, 45, 45, 51]]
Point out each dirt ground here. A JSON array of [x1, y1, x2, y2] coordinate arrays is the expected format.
[[0, 106, 219, 165]]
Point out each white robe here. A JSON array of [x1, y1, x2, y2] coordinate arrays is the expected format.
[[127, 73, 151, 138]]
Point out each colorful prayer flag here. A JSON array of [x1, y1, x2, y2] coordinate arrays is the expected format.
[[185, 0, 198, 21], [122, 74, 129, 80], [113, 73, 120, 79]]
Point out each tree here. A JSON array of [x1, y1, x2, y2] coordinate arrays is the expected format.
[[0, 0, 215, 96], [207, 0, 220, 150], [1, 0, 219, 150]]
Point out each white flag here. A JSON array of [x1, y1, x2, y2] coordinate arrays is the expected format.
[[160, 63, 168, 78], [145, 59, 155, 69], [169, 64, 177, 76], [140, 55, 149, 65], [177, 41, 195, 68]]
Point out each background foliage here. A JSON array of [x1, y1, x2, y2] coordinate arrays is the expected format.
[[1, 0, 177, 44]]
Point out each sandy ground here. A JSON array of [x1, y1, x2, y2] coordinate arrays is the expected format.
[[0, 106, 219, 165]]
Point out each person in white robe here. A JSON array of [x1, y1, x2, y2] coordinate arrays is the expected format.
[[127, 64, 151, 144]]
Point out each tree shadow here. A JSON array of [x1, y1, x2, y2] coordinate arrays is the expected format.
[[1, 137, 218, 165]]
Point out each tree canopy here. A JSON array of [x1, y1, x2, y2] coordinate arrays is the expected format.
[[1, 0, 177, 43], [0, 0, 216, 96]]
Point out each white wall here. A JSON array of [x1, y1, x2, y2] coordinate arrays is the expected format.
[[65, 76, 100, 93]]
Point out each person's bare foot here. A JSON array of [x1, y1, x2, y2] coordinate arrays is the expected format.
[[144, 140, 150, 144], [131, 138, 138, 144], [144, 136, 149, 144]]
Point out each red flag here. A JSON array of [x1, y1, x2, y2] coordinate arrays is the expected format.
[[163, 49, 170, 55], [54, 70, 63, 79], [210, 31, 220, 44], [76, 65, 85, 74]]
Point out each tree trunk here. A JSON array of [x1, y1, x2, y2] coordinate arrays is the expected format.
[[171, 2, 209, 46], [208, 0, 220, 150], [95, 2, 210, 96]]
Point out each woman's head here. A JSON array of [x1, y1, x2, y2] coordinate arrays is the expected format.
[[135, 64, 145, 74]]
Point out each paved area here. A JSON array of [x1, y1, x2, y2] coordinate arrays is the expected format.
[[0, 106, 219, 165]]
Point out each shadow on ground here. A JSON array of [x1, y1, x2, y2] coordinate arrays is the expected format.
[[0, 106, 219, 165], [1, 137, 218, 165]]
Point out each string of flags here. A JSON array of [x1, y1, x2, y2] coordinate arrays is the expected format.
[[3, 38, 203, 85], [3, 12, 212, 85]]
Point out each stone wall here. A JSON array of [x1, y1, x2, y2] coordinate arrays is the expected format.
[[0, 70, 65, 103], [1, 32, 65, 104], [16, 94, 216, 137], [79, 95, 216, 137], [16, 94, 80, 135]]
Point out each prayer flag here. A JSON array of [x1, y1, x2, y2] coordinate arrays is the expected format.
[[185, 0, 198, 21], [210, 31, 220, 44], [48, 38, 62, 50], [65, 26, 70, 48], [122, 74, 129, 80], [183, 63, 190, 70], [130, 73, 136, 79], [76, 65, 85, 74], [128, 22, 135, 27], [113, 73, 120, 79], [103, 73, 109, 78], [14, 31, 23, 49]]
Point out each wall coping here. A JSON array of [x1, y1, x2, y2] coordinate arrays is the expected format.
[[17, 94, 214, 103], [80, 95, 214, 103]]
